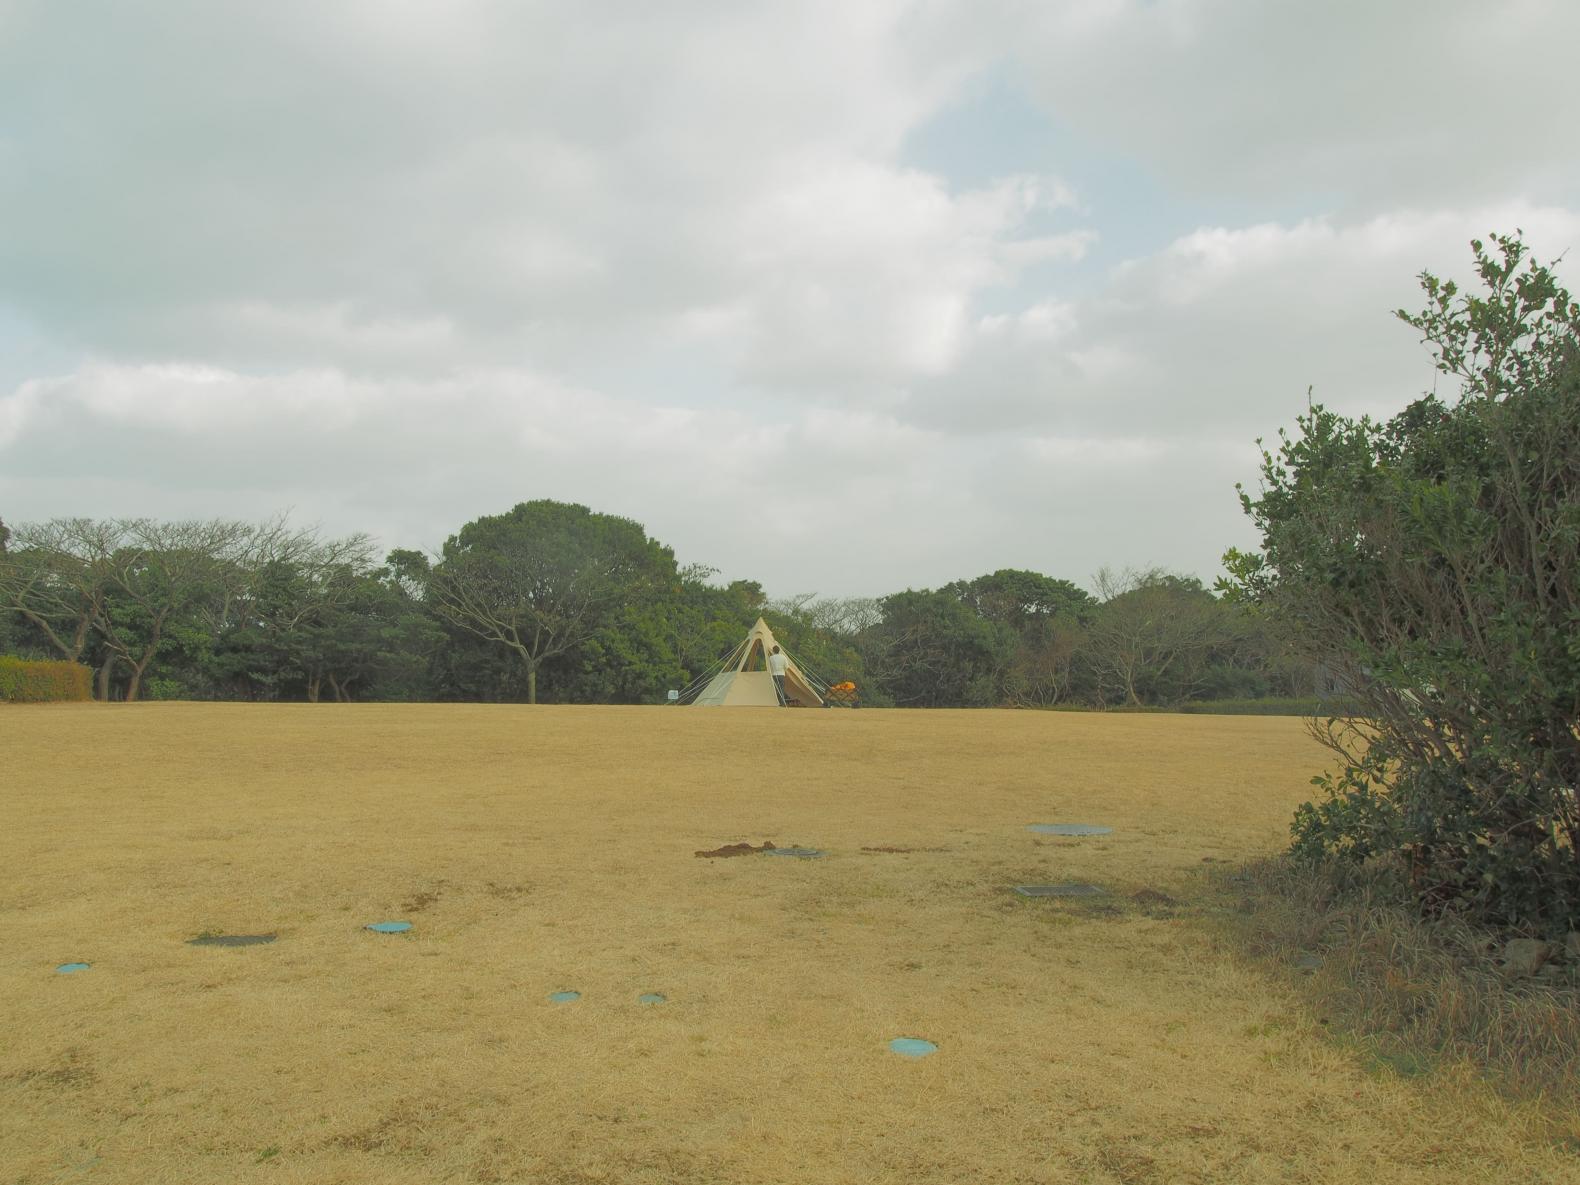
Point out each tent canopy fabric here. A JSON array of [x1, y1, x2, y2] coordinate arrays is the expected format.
[[682, 618, 825, 707]]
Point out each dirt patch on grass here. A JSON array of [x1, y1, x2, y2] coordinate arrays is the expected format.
[[694, 841, 776, 858]]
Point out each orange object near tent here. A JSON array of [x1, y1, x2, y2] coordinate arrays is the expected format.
[[826, 681, 859, 706]]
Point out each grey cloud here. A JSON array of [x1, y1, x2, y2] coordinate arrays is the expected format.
[[0, 1, 997, 376], [1008, 0, 1580, 210]]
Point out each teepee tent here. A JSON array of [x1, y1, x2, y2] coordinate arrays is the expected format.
[[679, 618, 825, 707]]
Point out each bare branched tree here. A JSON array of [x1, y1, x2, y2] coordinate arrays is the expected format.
[[0, 519, 121, 679]]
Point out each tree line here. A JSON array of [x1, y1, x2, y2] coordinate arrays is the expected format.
[[0, 502, 1319, 708]]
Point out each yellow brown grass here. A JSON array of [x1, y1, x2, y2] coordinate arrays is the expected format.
[[3, 704, 1578, 1184]]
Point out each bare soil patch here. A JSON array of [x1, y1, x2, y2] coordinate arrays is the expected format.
[[694, 841, 776, 858]]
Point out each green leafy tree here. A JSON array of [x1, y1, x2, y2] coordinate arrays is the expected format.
[[287, 565, 445, 702], [1224, 233, 1580, 931], [427, 501, 676, 704], [95, 519, 254, 701], [551, 599, 683, 703], [946, 570, 1095, 707], [0, 519, 118, 675], [1084, 568, 1240, 707], [225, 529, 376, 701], [945, 569, 1093, 627], [865, 588, 1015, 707], [0, 516, 16, 656], [357, 553, 449, 702]]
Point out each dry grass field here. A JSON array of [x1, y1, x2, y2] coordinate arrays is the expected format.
[[3, 704, 1577, 1185]]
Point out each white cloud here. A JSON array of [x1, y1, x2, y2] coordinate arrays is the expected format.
[[725, 165, 1088, 386]]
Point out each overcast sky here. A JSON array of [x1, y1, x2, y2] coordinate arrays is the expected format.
[[3, 1, 1577, 597]]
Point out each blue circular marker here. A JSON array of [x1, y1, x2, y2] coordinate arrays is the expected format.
[[365, 921, 412, 934], [1028, 823, 1113, 836], [549, 990, 581, 1003], [638, 992, 666, 1005], [889, 1037, 938, 1058], [56, 962, 91, 974], [763, 847, 827, 859]]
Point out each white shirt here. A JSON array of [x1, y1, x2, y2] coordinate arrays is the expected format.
[[767, 651, 788, 676]]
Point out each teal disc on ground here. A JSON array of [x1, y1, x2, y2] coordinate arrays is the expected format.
[[763, 847, 826, 859], [366, 921, 412, 933], [638, 992, 666, 1004], [549, 990, 581, 1003], [889, 1037, 937, 1058], [56, 962, 91, 974], [1028, 823, 1113, 836]]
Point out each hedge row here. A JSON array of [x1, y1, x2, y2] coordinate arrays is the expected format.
[[0, 656, 94, 703]]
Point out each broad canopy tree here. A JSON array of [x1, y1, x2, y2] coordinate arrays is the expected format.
[[945, 569, 1094, 707], [1084, 568, 1239, 707], [863, 588, 1015, 707], [95, 519, 261, 702], [427, 500, 677, 704], [222, 525, 378, 701], [0, 519, 118, 672]]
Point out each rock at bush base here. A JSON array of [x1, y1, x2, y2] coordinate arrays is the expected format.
[[1501, 938, 1553, 977]]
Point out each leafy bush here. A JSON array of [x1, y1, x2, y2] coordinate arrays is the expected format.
[[1287, 751, 1401, 864], [0, 655, 93, 702], [1226, 234, 1580, 935]]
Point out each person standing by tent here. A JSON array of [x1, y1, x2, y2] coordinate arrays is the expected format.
[[767, 644, 789, 706]]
